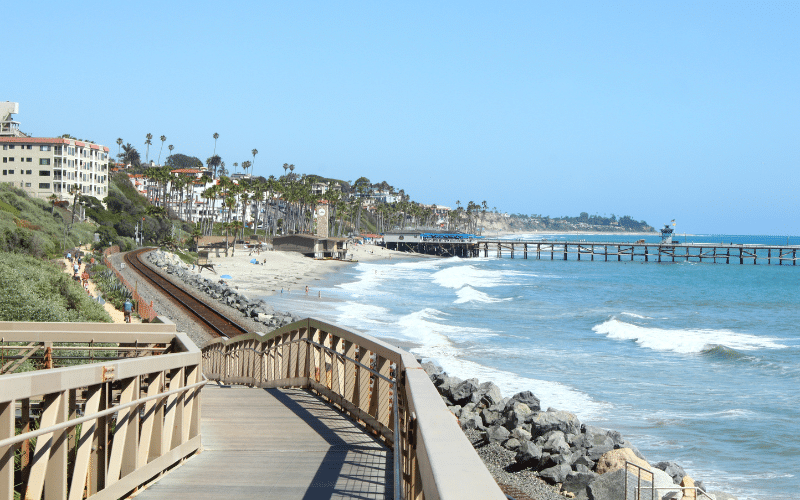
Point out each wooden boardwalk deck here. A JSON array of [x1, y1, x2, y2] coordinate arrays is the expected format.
[[136, 382, 392, 500]]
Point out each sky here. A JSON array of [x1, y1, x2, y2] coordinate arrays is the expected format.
[[6, 1, 799, 235]]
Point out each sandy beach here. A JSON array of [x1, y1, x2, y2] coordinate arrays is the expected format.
[[200, 243, 420, 298]]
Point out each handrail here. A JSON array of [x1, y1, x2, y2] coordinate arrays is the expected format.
[[201, 317, 505, 500], [0, 319, 204, 500], [624, 460, 714, 500]]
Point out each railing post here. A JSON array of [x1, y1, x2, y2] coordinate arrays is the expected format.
[[0, 401, 13, 500]]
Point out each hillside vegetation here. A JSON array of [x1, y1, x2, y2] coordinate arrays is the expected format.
[[0, 183, 111, 322]]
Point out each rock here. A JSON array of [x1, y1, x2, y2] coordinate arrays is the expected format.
[[539, 430, 570, 455], [508, 390, 541, 412], [681, 476, 696, 500], [450, 379, 480, 406], [595, 448, 650, 475], [503, 437, 521, 451], [572, 455, 595, 471], [651, 468, 683, 499], [459, 411, 484, 431], [514, 441, 543, 467], [656, 461, 687, 485], [486, 425, 510, 443], [562, 471, 599, 496], [511, 426, 532, 442], [506, 402, 532, 429], [480, 408, 500, 426], [447, 405, 462, 417], [528, 409, 581, 437], [472, 381, 503, 408], [538, 463, 572, 484], [421, 361, 442, 377], [587, 468, 643, 500]]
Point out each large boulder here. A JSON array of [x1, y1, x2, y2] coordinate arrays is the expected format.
[[421, 361, 442, 377], [514, 441, 543, 467], [539, 430, 571, 455], [587, 468, 644, 500], [472, 381, 503, 408], [562, 471, 599, 497], [595, 448, 650, 475], [459, 411, 484, 431], [505, 402, 533, 429], [538, 463, 572, 484], [656, 461, 687, 485], [449, 378, 479, 406], [528, 409, 581, 437], [508, 390, 541, 411], [486, 425, 510, 444]]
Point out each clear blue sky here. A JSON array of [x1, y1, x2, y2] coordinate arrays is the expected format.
[[8, 1, 799, 234]]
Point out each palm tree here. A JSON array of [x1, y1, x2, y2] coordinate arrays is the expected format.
[[116, 138, 123, 164], [119, 143, 140, 167], [157, 135, 166, 164], [233, 162, 239, 176], [207, 155, 221, 178], [168, 144, 174, 163], [213, 132, 219, 155], [283, 163, 289, 177], [251, 148, 258, 175], [144, 133, 153, 164]]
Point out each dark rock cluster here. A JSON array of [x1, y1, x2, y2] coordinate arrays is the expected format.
[[422, 362, 736, 500], [147, 252, 299, 330]]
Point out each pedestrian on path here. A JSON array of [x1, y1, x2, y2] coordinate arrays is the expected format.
[[124, 299, 132, 323]]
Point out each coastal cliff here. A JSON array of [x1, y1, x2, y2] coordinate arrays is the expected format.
[[477, 212, 656, 235]]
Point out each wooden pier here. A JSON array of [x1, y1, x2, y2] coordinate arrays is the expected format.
[[386, 238, 800, 265]]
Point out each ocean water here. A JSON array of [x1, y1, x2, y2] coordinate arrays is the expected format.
[[265, 234, 800, 500]]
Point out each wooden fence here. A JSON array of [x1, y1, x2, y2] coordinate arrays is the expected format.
[[0, 320, 204, 500]]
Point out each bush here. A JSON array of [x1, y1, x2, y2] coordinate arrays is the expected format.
[[0, 252, 111, 322]]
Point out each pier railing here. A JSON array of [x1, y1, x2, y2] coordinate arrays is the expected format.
[[201, 317, 505, 500], [0, 319, 204, 500]]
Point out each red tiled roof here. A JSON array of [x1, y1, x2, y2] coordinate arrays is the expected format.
[[75, 141, 85, 147], [0, 137, 70, 144], [103, 146, 109, 152], [90, 144, 99, 150]]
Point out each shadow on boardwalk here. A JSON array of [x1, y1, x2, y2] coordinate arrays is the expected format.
[[135, 382, 392, 500]]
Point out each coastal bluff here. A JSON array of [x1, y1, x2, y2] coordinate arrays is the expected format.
[[421, 362, 738, 500]]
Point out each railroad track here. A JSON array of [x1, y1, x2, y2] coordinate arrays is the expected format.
[[124, 248, 249, 338]]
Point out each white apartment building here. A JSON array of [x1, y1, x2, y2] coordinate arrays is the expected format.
[[0, 102, 109, 200]]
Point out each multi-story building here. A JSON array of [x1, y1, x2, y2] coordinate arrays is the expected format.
[[0, 102, 110, 201]]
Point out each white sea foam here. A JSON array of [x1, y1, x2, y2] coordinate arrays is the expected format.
[[397, 308, 609, 421], [620, 311, 653, 320], [454, 286, 512, 304], [592, 318, 788, 354]]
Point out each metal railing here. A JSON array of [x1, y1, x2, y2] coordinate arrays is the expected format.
[[202, 317, 505, 500], [624, 461, 713, 500], [0, 319, 204, 500]]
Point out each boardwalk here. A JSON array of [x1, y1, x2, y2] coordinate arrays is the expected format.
[[136, 382, 392, 500]]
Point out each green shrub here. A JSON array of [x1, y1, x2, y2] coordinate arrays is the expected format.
[[0, 252, 111, 322]]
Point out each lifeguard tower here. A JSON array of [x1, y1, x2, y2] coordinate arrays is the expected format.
[[660, 220, 676, 244]]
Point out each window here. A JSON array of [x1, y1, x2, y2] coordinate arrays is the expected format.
[[26, 158, 32, 162], [38, 183, 50, 189], [8, 170, 13, 174], [40, 145, 51, 151], [1, 170, 5, 175], [8, 145, 14, 150], [2, 158, 5, 163], [8, 157, 13, 162], [39, 170, 51, 176], [39, 158, 50, 165], [25, 183, 31, 188], [26, 170, 32, 175]]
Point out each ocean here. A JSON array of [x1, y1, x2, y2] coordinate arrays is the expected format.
[[264, 233, 800, 500]]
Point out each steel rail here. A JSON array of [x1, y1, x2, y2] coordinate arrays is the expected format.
[[124, 248, 248, 338]]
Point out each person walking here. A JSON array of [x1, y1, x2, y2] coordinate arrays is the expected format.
[[123, 299, 132, 323]]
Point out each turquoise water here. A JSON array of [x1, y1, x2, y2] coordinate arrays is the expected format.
[[265, 234, 800, 500]]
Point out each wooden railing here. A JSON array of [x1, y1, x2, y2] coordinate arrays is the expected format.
[[0, 319, 204, 500], [202, 318, 505, 500]]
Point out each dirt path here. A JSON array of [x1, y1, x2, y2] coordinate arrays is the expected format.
[[63, 246, 141, 324]]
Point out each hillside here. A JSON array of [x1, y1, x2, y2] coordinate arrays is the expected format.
[[478, 212, 655, 234]]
